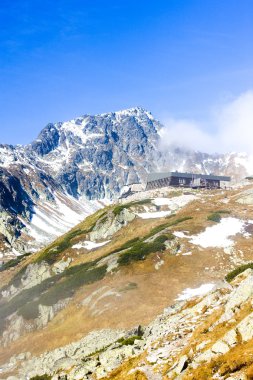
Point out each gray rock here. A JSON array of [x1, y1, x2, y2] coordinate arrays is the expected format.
[[223, 329, 237, 347], [237, 312, 253, 342], [220, 269, 253, 322], [52, 258, 71, 274], [89, 208, 135, 241], [174, 355, 189, 374], [211, 340, 230, 354]]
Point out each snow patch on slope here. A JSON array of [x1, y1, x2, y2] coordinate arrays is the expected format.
[[176, 283, 215, 301], [190, 217, 245, 248], [73, 240, 110, 250], [152, 194, 197, 209], [136, 194, 197, 219], [137, 211, 171, 219], [24, 193, 101, 246]]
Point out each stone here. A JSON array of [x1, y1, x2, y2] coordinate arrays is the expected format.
[[196, 340, 210, 351], [211, 341, 230, 354], [223, 329, 237, 347], [194, 349, 215, 363], [175, 355, 189, 374], [220, 271, 253, 322], [237, 312, 253, 342], [89, 208, 135, 242], [52, 257, 71, 274]]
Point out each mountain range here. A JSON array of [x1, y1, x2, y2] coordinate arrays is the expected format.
[[0, 107, 251, 260]]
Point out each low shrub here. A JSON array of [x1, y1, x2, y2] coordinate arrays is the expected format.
[[225, 263, 253, 282], [0, 252, 32, 272], [117, 335, 142, 346], [153, 233, 174, 244], [30, 375, 52, 380], [110, 237, 141, 254], [207, 210, 230, 223], [118, 239, 167, 266], [35, 228, 85, 264], [113, 199, 152, 216], [207, 213, 222, 223], [144, 216, 192, 239]]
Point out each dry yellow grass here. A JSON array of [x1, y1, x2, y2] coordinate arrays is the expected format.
[[182, 339, 253, 380]]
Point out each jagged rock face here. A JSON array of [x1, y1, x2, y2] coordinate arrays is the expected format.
[[0, 107, 251, 256], [29, 108, 160, 199]]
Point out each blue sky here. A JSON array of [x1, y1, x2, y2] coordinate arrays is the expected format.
[[1, 0, 253, 145]]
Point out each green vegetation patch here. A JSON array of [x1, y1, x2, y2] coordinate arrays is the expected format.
[[144, 216, 192, 239], [118, 236, 167, 266], [0, 259, 107, 327], [207, 213, 222, 223], [0, 252, 32, 273], [113, 199, 152, 216], [207, 210, 231, 224], [30, 375, 52, 380], [110, 237, 141, 254], [153, 234, 173, 244], [225, 263, 253, 282], [35, 228, 85, 264], [117, 335, 142, 346]]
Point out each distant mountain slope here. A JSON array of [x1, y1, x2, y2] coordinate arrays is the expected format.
[[0, 107, 251, 258]]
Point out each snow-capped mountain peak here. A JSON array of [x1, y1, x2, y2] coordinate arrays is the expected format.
[[0, 107, 251, 259]]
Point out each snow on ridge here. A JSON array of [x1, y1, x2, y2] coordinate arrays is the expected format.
[[137, 211, 171, 219], [73, 240, 110, 250], [174, 231, 188, 238], [152, 194, 197, 210], [176, 283, 215, 301], [136, 194, 197, 219]]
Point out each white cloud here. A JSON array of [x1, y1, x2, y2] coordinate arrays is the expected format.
[[159, 118, 216, 153], [159, 90, 253, 154]]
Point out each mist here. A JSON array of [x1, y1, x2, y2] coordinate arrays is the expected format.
[[159, 90, 253, 155]]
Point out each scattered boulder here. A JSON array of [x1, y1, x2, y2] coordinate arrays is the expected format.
[[220, 269, 253, 322], [89, 208, 135, 241], [211, 340, 230, 354]]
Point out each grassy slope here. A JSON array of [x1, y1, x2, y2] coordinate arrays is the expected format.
[[2, 186, 253, 368]]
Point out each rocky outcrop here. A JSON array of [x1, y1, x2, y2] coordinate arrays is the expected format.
[[2, 298, 70, 347], [219, 268, 253, 322], [16, 329, 125, 379], [1, 262, 52, 300], [89, 209, 136, 241]]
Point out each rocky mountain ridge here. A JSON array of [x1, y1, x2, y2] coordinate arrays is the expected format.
[[0, 107, 252, 260]]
